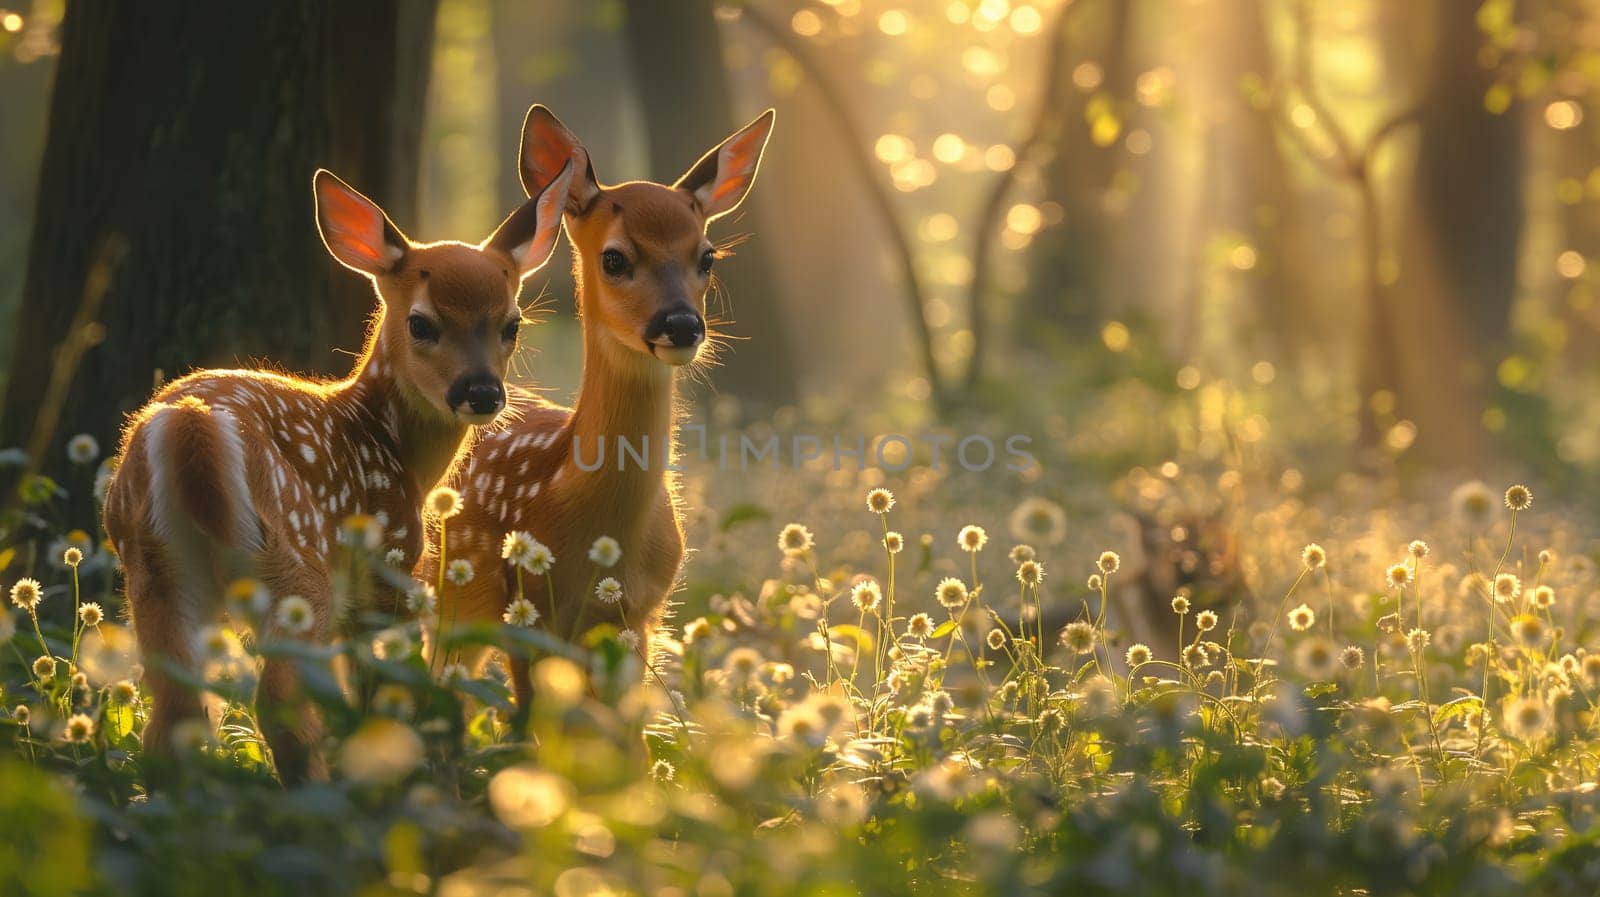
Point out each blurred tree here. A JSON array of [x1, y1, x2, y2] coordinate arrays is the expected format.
[[619, 0, 797, 406], [1017, 0, 1133, 350], [0, 1, 437, 481]]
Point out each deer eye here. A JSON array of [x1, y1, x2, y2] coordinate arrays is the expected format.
[[698, 249, 715, 276], [601, 249, 629, 277], [501, 320, 520, 342], [408, 314, 439, 342]]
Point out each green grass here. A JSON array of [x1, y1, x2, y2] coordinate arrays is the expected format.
[[3, 401, 1600, 897]]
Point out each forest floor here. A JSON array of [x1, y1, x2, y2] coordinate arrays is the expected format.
[[3, 376, 1600, 897]]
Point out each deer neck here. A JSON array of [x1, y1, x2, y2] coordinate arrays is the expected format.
[[563, 290, 678, 502], [342, 313, 470, 496]]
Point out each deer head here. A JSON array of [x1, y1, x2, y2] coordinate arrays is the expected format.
[[314, 159, 574, 423], [516, 105, 775, 368]]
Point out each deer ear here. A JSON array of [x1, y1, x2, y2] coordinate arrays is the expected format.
[[487, 159, 574, 280], [519, 105, 599, 215], [675, 109, 775, 222], [313, 170, 408, 276]]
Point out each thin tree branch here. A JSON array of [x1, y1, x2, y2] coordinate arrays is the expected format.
[[729, 2, 946, 407], [963, 0, 1081, 391]]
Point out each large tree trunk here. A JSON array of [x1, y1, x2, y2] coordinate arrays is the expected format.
[[0, 0, 437, 482], [1384, 0, 1522, 468], [1019, 0, 1135, 348], [619, 0, 797, 406]]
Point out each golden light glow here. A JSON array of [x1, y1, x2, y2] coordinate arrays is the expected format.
[[1, 12, 21, 32], [878, 9, 909, 35], [1101, 321, 1131, 352], [1005, 203, 1043, 235], [983, 144, 1016, 171], [874, 133, 914, 164], [1126, 129, 1153, 154], [923, 213, 960, 242], [946, 1, 971, 24], [986, 84, 1016, 111], [962, 46, 1003, 78], [1290, 104, 1317, 128], [1229, 244, 1258, 271], [932, 133, 966, 163], [791, 9, 823, 36], [1010, 5, 1042, 33], [1072, 61, 1104, 91], [1546, 100, 1582, 130], [1557, 250, 1587, 279]]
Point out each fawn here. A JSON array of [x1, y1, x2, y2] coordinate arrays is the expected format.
[[420, 105, 774, 708], [102, 159, 574, 781]]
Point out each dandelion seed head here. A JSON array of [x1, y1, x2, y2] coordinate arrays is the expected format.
[[12, 705, 28, 726], [1504, 484, 1533, 512], [1538, 549, 1555, 566], [986, 628, 1006, 651], [1060, 621, 1096, 654], [595, 577, 624, 605], [1386, 564, 1414, 590], [64, 713, 95, 743], [1008, 497, 1067, 545], [110, 679, 137, 705], [338, 514, 383, 551], [1406, 628, 1431, 653], [778, 523, 815, 557], [1097, 550, 1121, 575], [427, 486, 462, 519], [724, 647, 762, 679], [588, 536, 622, 568], [275, 595, 315, 635], [907, 612, 935, 638], [652, 759, 676, 783], [935, 577, 969, 609], [1171, 596, 1191, 615], [866, 488, 895, 514], [1341, 645, 1366, 670], [1125, 643, 1152, 666], [503, 597, 541, 627], [1195, 609, 1219, 632], [958, 525, 989, 553], [10, 578, 42, 612], [1407, 540, 1429, 559], [1036, 707, 1065, 735], [850, 579, 882, 613], [69, 605, 105, 635], [1183, 643, 1210, 669], [63, 546, 84, 567], [225, 579, 271, 617], [1016, 560, 1045, 587], [67, 434, 100, 465], [883, 531, 905, 554], [1493, 573, 1522, 603], [384, 547, 406, 566], [1288, 603, 1316, 632], [445, 559, 475, 586], [1086, 574, 1103, 591], [617, 629, 641, 652], [1504, 695, 1551, 740], [33, 655, 56, 679], [1301, 543, 1326, 570], [502, 531, 536, 563], [1009, 544, 1036, 564], [1511, 613, 1545, 648], [1533, 585, 1556, 609]]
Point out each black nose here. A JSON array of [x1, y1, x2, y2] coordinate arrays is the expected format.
[[448, 375, 504, 416], [657, 310, 705, 348]]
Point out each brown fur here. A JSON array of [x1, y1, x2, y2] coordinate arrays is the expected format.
[[102, 163, 569, 782], [419, 107, 773, 710]]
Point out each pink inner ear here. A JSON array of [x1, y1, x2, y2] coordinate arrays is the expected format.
[[321, 187, 384, 265], [524, 119, 579, 188]]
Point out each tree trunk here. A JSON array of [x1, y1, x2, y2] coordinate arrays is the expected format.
[[1385, 0, 1522, 468], [1019, 0, 1135, 347], [0, 0, 437, 484], [619, 0, 797, 407]]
